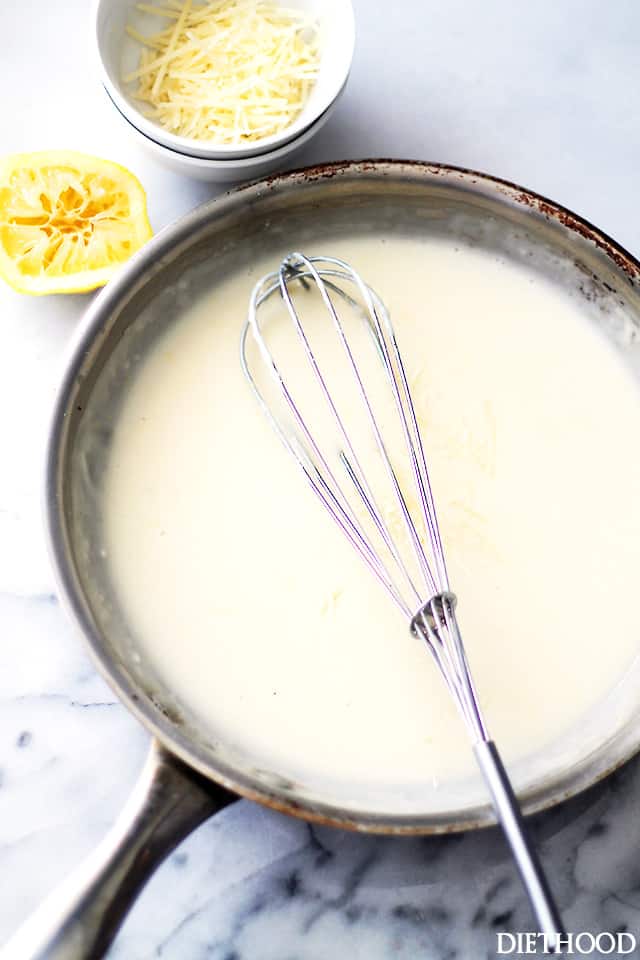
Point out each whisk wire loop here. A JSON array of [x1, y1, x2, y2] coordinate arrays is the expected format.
[[244, 253, 451, 611], [241, 273, 412, 615], [246, 267, 407, 615], [277, 255, 429, 608]]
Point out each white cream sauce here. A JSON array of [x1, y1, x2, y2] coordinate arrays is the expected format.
[[103, 236, 640, 791]]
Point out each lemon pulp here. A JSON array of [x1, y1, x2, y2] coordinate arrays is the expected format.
[[0, 151, 152, 295]]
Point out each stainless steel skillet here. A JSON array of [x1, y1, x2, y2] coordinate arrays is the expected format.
[[6, 160, 640, 959]]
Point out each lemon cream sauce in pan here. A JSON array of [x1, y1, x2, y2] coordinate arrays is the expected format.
[[102, 235, 640, 797]]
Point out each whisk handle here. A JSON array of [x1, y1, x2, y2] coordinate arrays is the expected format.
[[474, 740, 564, 950]]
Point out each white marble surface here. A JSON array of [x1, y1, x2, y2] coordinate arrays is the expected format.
[[2, 1, 640, 957]]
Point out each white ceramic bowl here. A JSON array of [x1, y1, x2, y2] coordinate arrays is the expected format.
[[109, 81, 345, 181], [94, 0, 355, 161]]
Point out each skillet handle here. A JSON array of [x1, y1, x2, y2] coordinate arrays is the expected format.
[[0, 740, 234, 960]]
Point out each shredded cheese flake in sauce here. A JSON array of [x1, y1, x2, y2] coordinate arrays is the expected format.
[[125, 0, 320, 144]]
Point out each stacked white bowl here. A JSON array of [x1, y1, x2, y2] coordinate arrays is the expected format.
[[93, 0, 355, 181]]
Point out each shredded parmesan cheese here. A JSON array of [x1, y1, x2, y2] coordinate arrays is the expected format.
[[125, 0, 320, 145]]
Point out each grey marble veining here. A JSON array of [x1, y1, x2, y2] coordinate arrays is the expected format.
[[2, 0, 640, 957], [107, 760, 640, 959]]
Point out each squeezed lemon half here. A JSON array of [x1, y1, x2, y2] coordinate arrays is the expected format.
[[0, 151, 152, 295]]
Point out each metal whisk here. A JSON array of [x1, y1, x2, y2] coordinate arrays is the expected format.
[[241, 252, 563, 945]]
